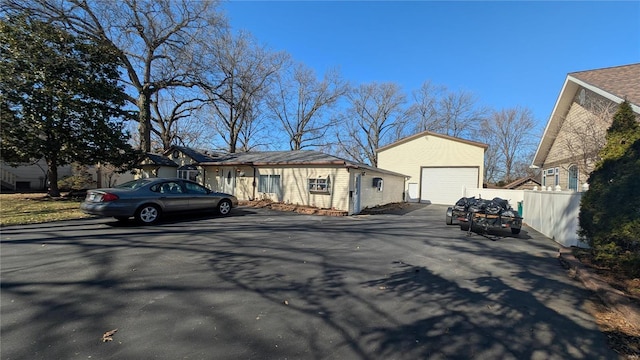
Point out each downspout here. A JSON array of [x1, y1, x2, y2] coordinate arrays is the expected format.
[[202, 167, 206, 188], [251, 163, 256, 201]]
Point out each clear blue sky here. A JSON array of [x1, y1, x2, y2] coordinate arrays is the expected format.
[[221, 1, 640, 133]]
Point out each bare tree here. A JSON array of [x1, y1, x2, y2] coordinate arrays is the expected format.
[[480, 128, 501, 183], [202, 30, 286, 153], [151, 90, 208, 150], [438, 89, 488, 138], [408, 81, 447, 134], [336, 82, 407, 166], [408, 81, 488, 139], [481, 107, 536, 182], [267, 63, 348, 150], [236, 99, 271, 152], [8, 0, 228, 152]]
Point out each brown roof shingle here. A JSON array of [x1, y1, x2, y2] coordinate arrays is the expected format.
[[570, 63, 640, 107]]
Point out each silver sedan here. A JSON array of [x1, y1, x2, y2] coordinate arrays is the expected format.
[[80, 178, 239, 224]]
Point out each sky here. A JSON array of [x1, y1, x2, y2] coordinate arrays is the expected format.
[[220, 1, 640, 134]]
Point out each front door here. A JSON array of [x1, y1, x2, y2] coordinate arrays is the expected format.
[[220, 168, 235, 195]]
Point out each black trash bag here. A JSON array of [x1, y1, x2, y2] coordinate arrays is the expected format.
[[454, 196, 476, 211], [502, 209, 517, 217], [468, 199, 490, 213], [492, 197, 510, 211], [486, 197, 510, 215]]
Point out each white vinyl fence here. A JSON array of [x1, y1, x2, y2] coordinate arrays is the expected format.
[[522, 190, 586, 247], [464, 187, 587, 248]]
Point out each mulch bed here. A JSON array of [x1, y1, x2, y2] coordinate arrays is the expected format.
[[240, 200, 347, 216]]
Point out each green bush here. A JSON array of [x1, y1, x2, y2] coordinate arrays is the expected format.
[[57, 163, 95, 191], [578, 101, 640, 277]]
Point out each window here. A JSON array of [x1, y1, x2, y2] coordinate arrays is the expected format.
[[184, 181, 208, 194], [309, 176, 331, 194], [152, 181, 184, 194], [555, 167, 560, 187], [568, 165, 578, 191], [258, 174, 281, 194], [178, 170, 198, 181]]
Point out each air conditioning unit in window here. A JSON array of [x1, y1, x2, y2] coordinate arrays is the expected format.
[[372, 177, 383, 191]]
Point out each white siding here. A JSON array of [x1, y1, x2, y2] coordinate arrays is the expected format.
[[216, 166, 352, 212], [358, 170, 406, 211]]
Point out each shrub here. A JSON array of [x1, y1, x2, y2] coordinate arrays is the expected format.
[[579, 101, 640, 277], [57, 163, 95, 191]]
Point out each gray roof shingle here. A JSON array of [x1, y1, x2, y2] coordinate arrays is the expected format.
[[168, 146, 221, 163], [143, 153, 178, 167], [570, 63, 640, 107]]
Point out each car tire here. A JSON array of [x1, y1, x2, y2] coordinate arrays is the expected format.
[[217, 199, 232, 215], [460, 222, 470, 231], [511, 228, 521, 235], [446, 207, 453, 225], [136, 204, 161, 224]]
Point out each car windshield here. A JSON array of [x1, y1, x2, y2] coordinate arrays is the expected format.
[[114, 179, 154, 190]]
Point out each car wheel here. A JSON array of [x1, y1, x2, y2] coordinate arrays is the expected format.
[[446, 207, 453, 225], [511, 228, 521, 235], [136, 204, 161, 224], [114, 216, 129, 222], [217, 199, 232, 215], [460, 222, 470, 231]]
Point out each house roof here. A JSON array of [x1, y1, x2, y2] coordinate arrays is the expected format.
[[165, 146, 221, 163], [532, 63, 640, 167], [376, 130, 488, 153], [570, 64, 640, 107], [503, 177, 541, 189], [199, 150, 409, 177], [139, 153, 178, 167]]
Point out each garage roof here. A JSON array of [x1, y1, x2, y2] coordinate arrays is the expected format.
[[376, 130, 488, 153]]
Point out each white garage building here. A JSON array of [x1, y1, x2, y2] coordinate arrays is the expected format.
[[377, 131, 487, 205]]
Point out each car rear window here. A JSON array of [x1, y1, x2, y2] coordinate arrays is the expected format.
[[114, 179, 153, 190]]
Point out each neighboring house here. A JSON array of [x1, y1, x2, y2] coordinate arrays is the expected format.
[[87, 164, 136, 188], [1, 159, 135, 192], [532, 63, 640, 191], [503, 177, 541, 190], [377, 131, 488, 205], [139, 146, 407, 215], [0, 159, 72, 192]]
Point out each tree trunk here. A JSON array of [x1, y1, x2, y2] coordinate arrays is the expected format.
[[137, 90, 152, 152], [47, 159, 60, 197]]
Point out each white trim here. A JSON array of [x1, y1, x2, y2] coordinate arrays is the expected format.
[[568, 75, 640, 114], [532, 73, 640, 168]]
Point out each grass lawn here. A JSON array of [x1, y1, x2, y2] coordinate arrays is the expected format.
[[0, 193, 91, 227]]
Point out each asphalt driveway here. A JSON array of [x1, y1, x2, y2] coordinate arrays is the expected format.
[[0, 204, 616, 359]]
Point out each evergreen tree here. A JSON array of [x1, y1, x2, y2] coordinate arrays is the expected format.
[[578, 100, 640, 276], [0, 15, 139, 196]]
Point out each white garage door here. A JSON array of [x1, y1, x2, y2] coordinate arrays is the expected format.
[[421, 167, 478, 205]]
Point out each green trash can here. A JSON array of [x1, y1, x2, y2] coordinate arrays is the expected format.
[[517, 201, 523, 217]]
